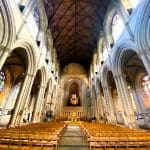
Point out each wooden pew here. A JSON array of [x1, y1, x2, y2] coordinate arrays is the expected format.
[[0, 121, 66, 150]]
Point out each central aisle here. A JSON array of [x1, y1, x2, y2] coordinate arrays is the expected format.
[[58, 125, 89, 150]]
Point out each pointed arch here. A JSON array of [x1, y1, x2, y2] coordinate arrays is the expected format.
[[112, 40, 139, 75], [0, 0, 16, 48], [11, 39, 38, 75]]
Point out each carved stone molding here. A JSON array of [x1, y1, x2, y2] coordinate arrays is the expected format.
[[0, 0, 15, 48]]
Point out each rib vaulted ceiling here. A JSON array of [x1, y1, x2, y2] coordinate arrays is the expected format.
[[43, 0, 110, 70]]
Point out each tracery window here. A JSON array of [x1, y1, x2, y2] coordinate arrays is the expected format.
[[112, 13, 125, 43], [0, 71, 5, 92]]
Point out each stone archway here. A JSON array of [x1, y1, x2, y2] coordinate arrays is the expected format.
[[0, 40, 37, 125], [0, 0, 15, 49], [121, 50, 149, 128], [27, 66, 47, 123], [26, 70, 42, 123], [113, 40, 149, 128], [0, 49, 26, 125], [63, 79, 82, 107]]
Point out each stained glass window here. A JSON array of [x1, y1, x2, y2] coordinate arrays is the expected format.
[[0, 71, 5, 92]]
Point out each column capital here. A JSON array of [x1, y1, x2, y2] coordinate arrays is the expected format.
[[26, 73, 34, 77], [114, 74, 126, 78], [103, 86, 108, 90], [39, 85, 46, 89]]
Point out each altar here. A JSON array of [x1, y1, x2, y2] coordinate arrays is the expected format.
[[71, 112, 77, 122], [61, 106, 83, 121]]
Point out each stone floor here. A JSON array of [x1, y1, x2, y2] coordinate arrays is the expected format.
[[58, 125, 89, 150]]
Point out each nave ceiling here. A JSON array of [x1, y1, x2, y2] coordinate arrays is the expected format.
[[43, 0, 110, 70]]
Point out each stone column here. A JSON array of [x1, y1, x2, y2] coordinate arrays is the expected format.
[[84, 87, 91, 119], [117, 74, 137, 128], [131, 86, 148, 126], [9, 73, 35, 126], [114, 75, 131, 126], [92, 85, 99, 119], [95, 85, 104, 120], [32, 85, 46, 122], [57, 86, 64, 117], [91, 87, 97, 118], [103, 86, 116, 124], [138, 50, 150, 75]]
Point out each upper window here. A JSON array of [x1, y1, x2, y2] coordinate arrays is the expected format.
[[129, 0, 140, 8], [102, 41, 108, 61], [112, 13, 125, 43], [26, 7, 40, 40], [16, 0, 30, 5], [120, 0, 140, 15], [15, 0, 21, 4]]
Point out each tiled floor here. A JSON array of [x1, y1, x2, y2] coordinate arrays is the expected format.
[[58, 125, 89, 150]]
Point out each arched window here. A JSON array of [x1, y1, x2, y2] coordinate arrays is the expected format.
[[129, 0, 140, 8], [102, 41, 108, 61], [112, 13, 125, 43], [26, 7, 40, 40], [0, 71, 5, 92], [143, 75, 150, 97], [15, 0, 21, 4], [16, 0, 30, 5]]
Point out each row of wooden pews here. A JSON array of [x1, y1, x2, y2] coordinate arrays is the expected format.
[[0, 121, 66, 150], [80, 122, 150, 150]]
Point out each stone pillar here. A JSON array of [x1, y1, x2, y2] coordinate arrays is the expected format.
[[92, 85, 100, 120], [117, 74, 137, 128], [32, 85, 46, 122], [9, 73, 35, 126], [103, 86, 116, 124], [84, 87, 91, 119], [56, 86, 64, 118], [138, 50, 150, 75], [95, 85, 104, 120], [131, 86, 148, 127], [114, 75, 131, 126], [91, 87, 97, 118]]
